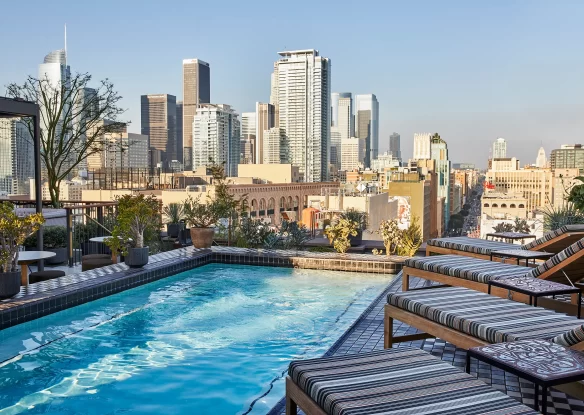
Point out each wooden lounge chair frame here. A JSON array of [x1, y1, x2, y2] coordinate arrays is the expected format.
[[426, 231, 584, 260], [383, 303, 584, 400]]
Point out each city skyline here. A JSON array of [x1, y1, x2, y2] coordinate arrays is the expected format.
[[1, 1, 583, 168]]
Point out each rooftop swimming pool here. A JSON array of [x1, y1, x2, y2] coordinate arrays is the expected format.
[[0, 264, 394, 414]]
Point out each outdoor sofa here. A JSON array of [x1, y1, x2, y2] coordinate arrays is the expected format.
[[384, 286, 584, 399], [286, 346, 538, 415], [402, 237, 584, 312], [426, 225, 584, 260]]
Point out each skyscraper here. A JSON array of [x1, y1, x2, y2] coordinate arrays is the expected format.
[[536, 147, 547, 168], [389, 132, 401, 160], [272, 50, 331, 182], [341, 137, 365, 171], [192, 104, 240, 177], [413, 133, 432, 160], [176, 101, 183, 165], [141, 94, 177, 167], [354, 94, 379, 167], [430, 134, 451, 228], [0, 118, 34, 195], [493, 138, 507, 159], [255, 102, 276, 164], [182, 58, 210, 170], [331, 92, 353, 169], [241, 112, 256, 164]]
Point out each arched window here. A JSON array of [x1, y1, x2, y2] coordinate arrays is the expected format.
[[510, 204, 516, 208], [518, 204, 525, 208], [492, 204, 498, 208], [501, 204, 507, 208], [483, 203, 490, 207]]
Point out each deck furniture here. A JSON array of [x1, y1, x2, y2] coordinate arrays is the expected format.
[[28, 270, 66, 284], [426, 225, 584, 260], [286, 346, 538, 415], [384, 286, 584, 399], [17, 251, 56, 286], [81, 254, 114, 271], [488, 276, 582, 317], [403, 237, 584, 311], [486, 232, 536, 243], [467, 340, 584, 414], [490, 249, 555, 266]]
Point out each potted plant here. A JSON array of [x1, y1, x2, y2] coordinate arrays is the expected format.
[[0, 202, 44, 298], [163, 203, 184, 238], [106, 194, 161, 268], [324, 218, 359, 254], [42, 226, 67, 264], [339, 208, 368, 246], [183, 196, 220, 248]]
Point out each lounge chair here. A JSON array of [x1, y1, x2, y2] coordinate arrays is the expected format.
[[384, 286, 584, 399], [402, 237, 584, 311], [426, 225, 584, 260], [286, 346, 538, 415]]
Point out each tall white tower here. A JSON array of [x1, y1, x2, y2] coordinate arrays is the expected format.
[[331, 92, 352, 169], [413, 133, 432, 160], [536, 147, 547, 168], [272, 50, 331, 182], [493, 138, 507, 159]]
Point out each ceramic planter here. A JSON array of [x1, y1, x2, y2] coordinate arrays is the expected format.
[[190, 228, 214, 248], [46, 247, 67, 265], [166, 223, 183, 238], [0, 271, 20, 299], [124, 247, 149, 268]]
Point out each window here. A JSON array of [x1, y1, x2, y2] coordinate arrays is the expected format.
[[483, 203, 490, 207], [501, 204, 507, 208], [492, 204, 498, 207], [510, 204, 516, 208], [518, 204, 525, 208]]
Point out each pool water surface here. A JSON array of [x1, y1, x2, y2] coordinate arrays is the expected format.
[[0, 264, 394, 414]]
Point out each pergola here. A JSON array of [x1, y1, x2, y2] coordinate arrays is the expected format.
[[0, 96, 44, 266]]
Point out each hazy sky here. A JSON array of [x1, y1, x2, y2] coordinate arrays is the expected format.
[[1, 0, 583, 168]]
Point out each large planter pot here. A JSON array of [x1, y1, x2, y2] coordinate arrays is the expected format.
[[166, 223, 183, 238], [46, 247, 67, 265], [349, 230, 363, 247], [190, 227, 214, 248], [0, 271, 21, 299], [124, 247, 149, 268]]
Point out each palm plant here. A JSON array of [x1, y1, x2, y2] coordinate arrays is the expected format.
[[163, 203, 184, 224], [541, 203, 584, 232]]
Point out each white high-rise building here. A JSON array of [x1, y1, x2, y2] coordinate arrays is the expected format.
[[331, 92, 352, 169], [272, 49, 331, 182], [263, 127, 286, 165], [536, 147, 547, 168], [341, 137, 365, 171], [493, 138, 507, 159], [192, 104, 240, 177], [0, 119, 34, 195], [255, 102, 276, 164], [354, 94, 379, 167], [413, 133, 432, 159], [241, 112, 256, 164]]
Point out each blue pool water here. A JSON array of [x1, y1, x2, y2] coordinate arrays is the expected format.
[[0, 264, 394, 414]]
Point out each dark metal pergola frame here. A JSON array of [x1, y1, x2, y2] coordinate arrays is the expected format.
[[0, 97, 44, 268]]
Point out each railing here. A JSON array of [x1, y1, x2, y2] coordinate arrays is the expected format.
[[64, 202, 118, 266]]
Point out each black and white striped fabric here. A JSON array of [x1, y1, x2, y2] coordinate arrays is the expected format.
[[427, 236, 520, 255], [387, 287, 584, 346], [428, 225, 582, 255], [289, 347, 538, 415], [404, 255, 532, 283]]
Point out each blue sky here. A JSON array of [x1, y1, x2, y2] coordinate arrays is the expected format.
[[1, 0, 583, 168]]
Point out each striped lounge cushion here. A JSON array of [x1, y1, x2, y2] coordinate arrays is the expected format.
[[531, 237, 584, 278], [427, 237, 519, 255], [404, 255, 532, 284], [521, 225, 584, 250], [387, 287, 584, 346], [288, 347, 537, 415]]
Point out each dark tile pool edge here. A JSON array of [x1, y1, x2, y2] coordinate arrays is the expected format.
[[265, 272, 404, 415], [0, 249, 403, 332]]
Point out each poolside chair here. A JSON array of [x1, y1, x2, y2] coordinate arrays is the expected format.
[[402, 237, 584, 310], [384, 286, 584, 400], [426, 225, 584, 260], [286, 346, 537, 415]]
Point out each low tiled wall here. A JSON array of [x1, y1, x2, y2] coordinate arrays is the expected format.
[[0, 247, 405, 331]]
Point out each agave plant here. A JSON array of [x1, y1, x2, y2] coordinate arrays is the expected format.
[[540, 203, 584, 232]]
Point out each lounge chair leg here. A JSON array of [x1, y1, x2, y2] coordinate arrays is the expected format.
[[384, 305, 393, 348], [402, 272, 410, 292], [571, 293, 579, 305], [286, 395, 297, 415]]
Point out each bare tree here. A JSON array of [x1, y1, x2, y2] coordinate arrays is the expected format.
[[6, 73, 126, 207]]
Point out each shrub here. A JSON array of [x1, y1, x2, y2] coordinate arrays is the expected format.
[[163, 203, 184, 224], [324, 218, 359, 253], [0, 202, 44, 273], [183, 196, 220, 228], [339, 208, 368, 230]]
